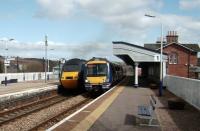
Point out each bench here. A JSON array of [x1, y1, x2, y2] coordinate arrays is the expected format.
[[1, 79, 18, 85], [137, 95, 159, 126]]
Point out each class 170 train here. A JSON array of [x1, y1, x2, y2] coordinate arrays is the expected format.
[[59, 58, 86, 91], [84, 57, 124, 92]]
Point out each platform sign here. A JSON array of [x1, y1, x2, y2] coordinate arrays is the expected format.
[[4, 60, 10, 66], [7, 57, 15, 61], [154, 55, 160, 62], [60, 58, 66, 64]]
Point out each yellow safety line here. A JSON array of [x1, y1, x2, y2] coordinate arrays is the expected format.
[[71, 85, 125, 131]]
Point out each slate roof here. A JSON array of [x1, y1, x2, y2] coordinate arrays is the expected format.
[[144, 43, 200, 52], [182, 44, 200, 52]]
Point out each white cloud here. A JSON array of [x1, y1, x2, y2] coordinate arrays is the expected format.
[[35, 0, 163, 40], [34, 1, 200, 46], [159, 14, 200, 43], [36, 0, 162, 19], [179, 0, 200, 10], [35, 0, 76, 19], [77, 0, 162, 16], [0, 38, 116, 60]]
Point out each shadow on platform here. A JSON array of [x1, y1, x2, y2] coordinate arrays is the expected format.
[[152, 89, 200, 131]]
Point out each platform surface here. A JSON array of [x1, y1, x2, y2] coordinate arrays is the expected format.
[[50, 77, 200, 131], [0, 80, 58, 96], [89, 85, 160, 131]]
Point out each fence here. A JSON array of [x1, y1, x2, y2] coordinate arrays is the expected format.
[[0, 72, 58, 83]]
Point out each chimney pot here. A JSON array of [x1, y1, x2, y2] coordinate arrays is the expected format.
[[166, 31, 178, 44]]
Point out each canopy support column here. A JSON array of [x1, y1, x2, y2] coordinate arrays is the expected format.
[[134, 62, 139, 87]]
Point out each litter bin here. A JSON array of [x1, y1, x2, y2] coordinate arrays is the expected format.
[[168, 98, 185, 110]]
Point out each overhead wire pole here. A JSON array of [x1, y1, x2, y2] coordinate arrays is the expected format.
[[4, 40, 8, 86], [2, 38, 14, 86], [45, 35, 48, 83], [145, 14, 163, 96]]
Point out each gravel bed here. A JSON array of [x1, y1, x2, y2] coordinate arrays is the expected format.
[[41, 99, 93, 130], [0, 94, 88, 131], [0, 90, 57, 111]]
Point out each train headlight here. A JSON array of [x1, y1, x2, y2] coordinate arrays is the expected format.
[[85, 79, 89, 83], [103, 79, 109, 83]]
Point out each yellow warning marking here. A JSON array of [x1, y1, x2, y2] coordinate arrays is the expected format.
[[71, 85, 125, 131], [81, 110, 91, 113], [67, 119, 77, 123]]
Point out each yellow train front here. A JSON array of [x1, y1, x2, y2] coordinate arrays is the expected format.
[[59, 58, 85, 91], [84, 57, 124, 92]]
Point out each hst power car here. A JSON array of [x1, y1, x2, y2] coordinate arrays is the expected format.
[[59, 58, 86, 91]]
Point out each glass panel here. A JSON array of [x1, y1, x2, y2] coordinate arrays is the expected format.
[[169, 53, 178, 64]]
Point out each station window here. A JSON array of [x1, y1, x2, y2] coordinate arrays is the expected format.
[[169, 52, 178, 64]]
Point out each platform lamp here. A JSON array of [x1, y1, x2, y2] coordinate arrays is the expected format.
[[48, 49, 54, 72], [1, 38, 15, 86], [47, 48, 54, 81], [145, 14, 163, 96]]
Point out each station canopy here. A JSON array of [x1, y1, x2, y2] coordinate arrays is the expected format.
[[113, 41, 168, 65]]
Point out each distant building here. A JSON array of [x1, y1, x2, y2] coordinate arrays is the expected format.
[[144, 31, 200, 79], [52, 64, 63, 79]]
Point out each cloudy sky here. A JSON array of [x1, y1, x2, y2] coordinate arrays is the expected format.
[[0, 0, 200, 61]]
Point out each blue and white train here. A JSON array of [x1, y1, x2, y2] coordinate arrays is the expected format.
[[84, 57, 124, 92]]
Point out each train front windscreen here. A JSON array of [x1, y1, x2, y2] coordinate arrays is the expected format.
[[87, 64, 107, 77], [63, 64, 81, 72]]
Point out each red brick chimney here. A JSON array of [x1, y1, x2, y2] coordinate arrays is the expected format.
[[166, 31, 178, 44]]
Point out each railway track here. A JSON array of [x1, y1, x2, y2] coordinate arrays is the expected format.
[[29, 97, 91, 130], [0, 92, 92, 131], [0, 94, 69, 125], [0, 89, 57, 111]]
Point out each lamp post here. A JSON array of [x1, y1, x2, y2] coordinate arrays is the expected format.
[[145, 14, 163, 96], [48, 49, 54, 72], [1, 38, 14, 86]]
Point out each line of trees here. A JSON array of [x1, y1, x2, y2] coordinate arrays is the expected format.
[[0, 57, 58, 73]]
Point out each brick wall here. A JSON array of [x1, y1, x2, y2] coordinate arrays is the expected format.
[[163, 44, 198, 78]]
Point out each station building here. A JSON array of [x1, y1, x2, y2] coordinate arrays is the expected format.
[[144, 31, 200, 79]]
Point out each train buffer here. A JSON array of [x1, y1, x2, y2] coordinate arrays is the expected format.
[[137, 95, 159, 127]]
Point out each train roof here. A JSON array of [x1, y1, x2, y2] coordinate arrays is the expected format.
[[86, 57, 109, 64], [88, 57, 108, 61], [86, 57, 123, 66], [64, 58, 86, 65]]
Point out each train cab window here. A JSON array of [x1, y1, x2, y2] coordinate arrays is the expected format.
[[87, 64, 107, 76]]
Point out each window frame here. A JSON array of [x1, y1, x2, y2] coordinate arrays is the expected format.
[[169, 52, 178, 64]]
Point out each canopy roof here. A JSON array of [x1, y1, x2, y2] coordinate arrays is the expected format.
[[113, 41, 168, 65]]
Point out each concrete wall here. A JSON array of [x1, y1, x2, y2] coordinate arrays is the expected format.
[[0, 72, 58, 83], [164, 75, 200, 110]]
